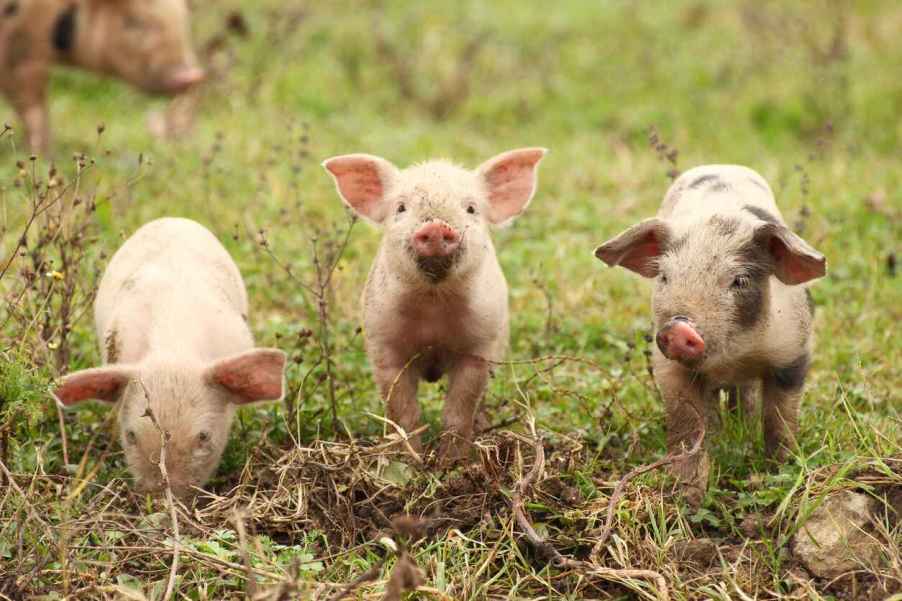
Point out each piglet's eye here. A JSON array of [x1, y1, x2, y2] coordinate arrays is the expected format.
[[198, 431, 210, 443], [731, 275, 750, 289], [397, 203, 406, 214], [466, 205, 476, 215], [659, 274, 668, 284], [126, 431, 137, 444]]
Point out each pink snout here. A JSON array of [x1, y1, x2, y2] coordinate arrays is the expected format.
[[412, 222, 461, 257], [656, 318, 706, 363], [164, 66, 206, 94]]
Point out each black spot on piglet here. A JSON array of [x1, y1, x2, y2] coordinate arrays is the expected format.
[[743, 205, 780, 224], [52, 5, 77, 53], [773, 354, 810, 392], [3, 1, 18, 17]]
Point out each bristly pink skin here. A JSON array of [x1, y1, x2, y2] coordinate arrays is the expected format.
[[594, 164, 825, 504], [54, 218, 286, 499], [324, 148, 547, 462]]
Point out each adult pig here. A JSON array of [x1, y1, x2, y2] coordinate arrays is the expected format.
[[0, 0, 205, 152], [323, 148, 547, 462], [54, 218, 286, 499], [595, 165, 826, 502]]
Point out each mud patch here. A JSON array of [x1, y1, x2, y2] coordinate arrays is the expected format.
[[104, 328, 119, 363]]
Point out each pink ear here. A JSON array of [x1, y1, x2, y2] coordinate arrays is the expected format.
[[207, 348, 287, 404], [594, 219, 670, 278], [477, 147, 547, 225], [322, 154, 398, 223], [755, 223, 826, 285], [53, 366, 134, 407]]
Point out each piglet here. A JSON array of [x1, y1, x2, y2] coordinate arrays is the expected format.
[[595, 165, 826, 503], [324, 148, 547, 462], [54, 218, 286, 499], [0, 0, 205, 151]]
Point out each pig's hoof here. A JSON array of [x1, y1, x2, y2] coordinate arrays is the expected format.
[[681, 482, 707, 507], [436, 434, 472, 467]]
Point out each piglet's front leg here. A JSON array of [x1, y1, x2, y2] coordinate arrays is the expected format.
[[374, 361, 423, 453], [653, 354, 710, 505], [8, 64, 50, 153], [438, 354, 489, 464]]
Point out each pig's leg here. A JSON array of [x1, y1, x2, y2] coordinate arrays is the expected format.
[[374, 363, 422, 452], [9, 65, 50, 153], [654, 354, 710, 505], [762, 359, 807, 461], [22, 103, 49, 154], [439, 354, 489, 462]]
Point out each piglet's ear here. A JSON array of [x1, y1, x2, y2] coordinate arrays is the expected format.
[[322, 154, 399, 224], [206, 348, 287, 405], [477, 147, 547, 226], [594, 218, 670, 278], [753, 223, 826, 285], [53, 366, 135, 408]]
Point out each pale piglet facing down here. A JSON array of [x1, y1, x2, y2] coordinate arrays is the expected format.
[[0, 0, 205, 152], [595, 165, 826, 503], [54, 218, 286, 499], [324, 148, 547, 462]]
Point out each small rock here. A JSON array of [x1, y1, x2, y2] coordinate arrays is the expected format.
[[740, 512, 768, 537], [792, 490, 880, 579], [672, 537, 719, 566]]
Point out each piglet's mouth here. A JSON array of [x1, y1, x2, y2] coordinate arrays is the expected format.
[[416, 253, 458, 283]]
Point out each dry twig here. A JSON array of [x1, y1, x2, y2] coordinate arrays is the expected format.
[[511, 417, 672, 601], [139, 383, 180, 601]]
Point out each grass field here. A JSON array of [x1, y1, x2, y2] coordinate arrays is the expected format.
[[1, 1, 900, 599]]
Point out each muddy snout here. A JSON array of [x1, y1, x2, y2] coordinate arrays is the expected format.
[[656, 316, 706, 364], [411, 221, 461, 282], [412, 221, 461, 257]]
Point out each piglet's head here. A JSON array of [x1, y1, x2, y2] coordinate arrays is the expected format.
[[323, 148, 546, 284], [54, 348, 286, 499], [595, 216, 825, 369], [87, 0, 205, 95]]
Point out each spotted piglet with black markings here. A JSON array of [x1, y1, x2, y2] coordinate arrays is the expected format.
[[324, 148, 547, 463], [54, 218, 286, 499], [0, 0, 204, 152], [595, 165, 826, 503]]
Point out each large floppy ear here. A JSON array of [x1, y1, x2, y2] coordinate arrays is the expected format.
[[753, 222, 826, 285], [205, 348, 287, 405], [52, 366, 135, 408], [477, 147, 547, 226], [594, 218, 670, 278], [322, 154, 400, 224]]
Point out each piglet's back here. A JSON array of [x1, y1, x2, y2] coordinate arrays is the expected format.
[[658, 164, 785, 225], [95, 218, 250, 362]]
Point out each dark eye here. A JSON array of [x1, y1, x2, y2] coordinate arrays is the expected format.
[[466, 205, 476, 215], [198, 431, 210, 443], [659, 273, 668, 284], [123, 15, 144, 29], [126, 430, 137, 444], [731, 275, 750, 289], [397, 203, 406, 214]]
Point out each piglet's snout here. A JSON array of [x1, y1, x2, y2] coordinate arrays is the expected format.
[[412, 222, 461, 257], [657, 317, 706, 363], [164, 66, 206, 93]]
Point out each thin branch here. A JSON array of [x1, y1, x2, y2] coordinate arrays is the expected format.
[[592, 402, 706, 559], [510, 419, 671, 601], [139, 383, 180, 601]]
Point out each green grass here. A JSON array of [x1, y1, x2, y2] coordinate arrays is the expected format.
[[1, 0, 900, 599]]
